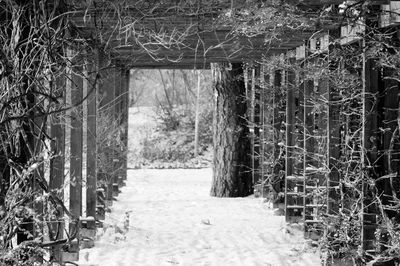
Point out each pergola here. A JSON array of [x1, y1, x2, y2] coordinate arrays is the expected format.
[[1, 0, 399, 265]]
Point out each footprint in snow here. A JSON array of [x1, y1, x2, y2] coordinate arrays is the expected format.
[[201, 219, 211, 225]]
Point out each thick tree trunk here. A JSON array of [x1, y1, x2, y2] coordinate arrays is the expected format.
[[210, 63, 252, 197]]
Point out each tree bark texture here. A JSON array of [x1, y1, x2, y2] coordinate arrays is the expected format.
[[210, 63, 252, 197]]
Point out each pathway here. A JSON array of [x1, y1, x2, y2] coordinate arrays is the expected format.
[[78, 168, 321, 266]]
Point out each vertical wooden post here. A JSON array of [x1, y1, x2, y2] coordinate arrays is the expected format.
[[259, 65, 266, 196], [194, 70, 201, 157], [113, 66, 122, 195], [286, 62, 296, 179], [272, 70, 283, 195], [249, 66, 256, 185], [262, 68, 272, 188], [381, 69, 399, 204], [97, 52, 116, 206], [253, 66, 261, 185], [285, 61, 296, 221], [296, 78, 305, 176], [120, 68, 130, 181], [327, 74, 341, 215], [85, 59, 97, 221], [303, 78, 314, 225], [361, 55, 379, 254], [63, 50, 72, 256], [49, 76, 65, 262], [303, 79, 314, 172], [69, 66, 83, 236]]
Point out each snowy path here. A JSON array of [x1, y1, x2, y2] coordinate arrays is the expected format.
[[79, 168, 320, 266]]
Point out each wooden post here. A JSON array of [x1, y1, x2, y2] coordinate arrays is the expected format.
[[249, 66, 256, 185], [327, 73, 341, 215], [272, 69, 284, 195], [120, 68, 130, 182], [303, 79, 314, 172], [303, 78, 314, 225], [259, 65, 266, 196], [69, 66, 83, 237], [296, 79, 305, 176], [60, 54, 83, 262], [361, 55, 379, 254], [97, 52, 116, 207], [254, 66, 261, 185], [194, 70, 201, 157], [286, 63, 296, 180], [113, 66, 122, 195], [84, 58, 97, 230], [261, 67, 273, 192], [381, 69, 400, 214], [285, 62, 296, 221], [49, 76, 65, 262]]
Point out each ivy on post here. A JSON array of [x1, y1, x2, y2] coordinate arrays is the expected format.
[[261, 66, 274, 195], [361, 50, 379, 258], [327, 46, 341, 216]]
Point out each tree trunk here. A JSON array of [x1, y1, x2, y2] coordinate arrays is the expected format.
[[210, 63, 252, 197]]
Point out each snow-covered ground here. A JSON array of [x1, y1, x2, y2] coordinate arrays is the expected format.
[[78, 168, 320, 266]]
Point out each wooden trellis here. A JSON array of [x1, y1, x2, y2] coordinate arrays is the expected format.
[[5, 1, 400, 265]]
